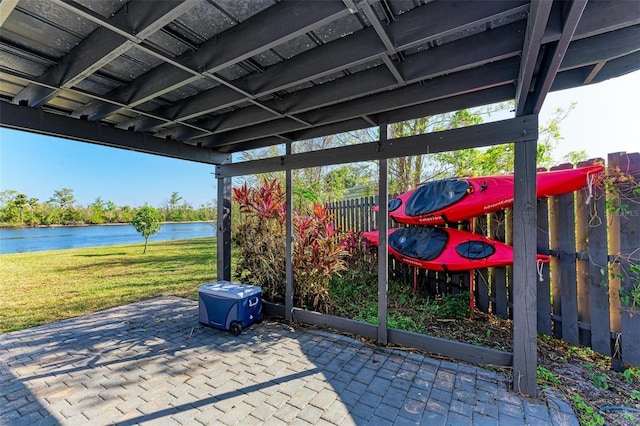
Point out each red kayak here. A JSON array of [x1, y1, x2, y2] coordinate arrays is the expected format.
[[363, 227, 550, 272], [378, 165, 603, 225]]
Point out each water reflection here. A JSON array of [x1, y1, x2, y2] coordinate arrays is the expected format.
[[0, 222, 216, 254]]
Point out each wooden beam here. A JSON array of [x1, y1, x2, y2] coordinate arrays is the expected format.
[[70, 1, 350, 121], [291, 309, 378, 341], [387, 329, 512, 366], [388, 0, 529, 51], [512, 133, 539, 397], [559, 26, 640, 72], [0, 102, 230, 165], [264, 304, 513, 366], [13, 0, 194, 108], [215, 116, 538, 178], [529, 0, 588, 114], [515, 0, 553, 116]]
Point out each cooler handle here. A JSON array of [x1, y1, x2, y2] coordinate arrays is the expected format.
[[249, 297, 259, 307]]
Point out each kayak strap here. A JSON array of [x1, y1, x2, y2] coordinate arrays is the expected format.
[[585, 171, 595, 205], [537, 259, 545, 282]]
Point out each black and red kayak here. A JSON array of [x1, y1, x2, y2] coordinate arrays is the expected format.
[[363, 227, 550, 272], [378, 165, 603, 225]]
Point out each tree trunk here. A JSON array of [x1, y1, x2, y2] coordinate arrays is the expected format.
[[143, 238, 148, 254]]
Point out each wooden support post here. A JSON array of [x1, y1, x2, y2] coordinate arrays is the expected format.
[[286, 143, 294, 321], [512, 135, 538, 397], [378, 124, 389, 345], [216, 175, 232, 281]]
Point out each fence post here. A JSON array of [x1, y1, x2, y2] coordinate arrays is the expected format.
[[609, 152, 640, 367]]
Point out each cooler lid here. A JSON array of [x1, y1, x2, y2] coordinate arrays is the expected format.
[[199, 281, 261, 299]]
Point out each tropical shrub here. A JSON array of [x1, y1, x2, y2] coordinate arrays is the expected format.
[[232, 179, 351, 312], [233, 180, 286, 302]]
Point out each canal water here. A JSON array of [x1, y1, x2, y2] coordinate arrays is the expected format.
[[0, 222, 216, 254]]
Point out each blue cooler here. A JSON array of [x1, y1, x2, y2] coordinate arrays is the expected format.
[[198, 281, 262, 335]]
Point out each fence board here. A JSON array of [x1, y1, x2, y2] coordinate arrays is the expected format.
[[490, 211, 508, 318], [475, 216, 490, 312], [549, 163, 579, 344], [557, 187, 580, 345], [549, 192, 562, 338], [576, 182, 592, 347], [537, 197, 552, 335], [580, 159, 612, 356], [505, 208, 513, 319], [611, 152, 640, 366]]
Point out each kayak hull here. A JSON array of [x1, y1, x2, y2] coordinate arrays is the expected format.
[[363, 227, 550, 272], [384, 165, 603, 225]]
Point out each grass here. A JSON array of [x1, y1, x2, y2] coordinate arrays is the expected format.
[[0, 237, 219, 333]]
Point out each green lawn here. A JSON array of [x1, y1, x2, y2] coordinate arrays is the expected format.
[[0, 237, 219, 333]]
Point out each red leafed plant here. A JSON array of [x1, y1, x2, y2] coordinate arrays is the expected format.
[[232, 179, 349, 312], [233, 179, 286, 302], [293, 203, 347, 312]]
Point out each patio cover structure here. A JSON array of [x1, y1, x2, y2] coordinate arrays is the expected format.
[[1, 0, 639, 396]]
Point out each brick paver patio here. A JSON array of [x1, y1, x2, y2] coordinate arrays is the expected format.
[[0, 297, 579, 425]]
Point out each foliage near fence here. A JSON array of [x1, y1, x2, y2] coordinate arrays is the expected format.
[[326, 152, 640, 367]]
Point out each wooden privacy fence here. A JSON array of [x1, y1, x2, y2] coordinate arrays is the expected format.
[[326, 152, 640, 367]]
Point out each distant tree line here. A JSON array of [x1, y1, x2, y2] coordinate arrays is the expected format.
[[0, 188, 215, 227]]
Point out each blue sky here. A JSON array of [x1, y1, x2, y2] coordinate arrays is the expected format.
[[1, 71, 638, 207], [0, 132, 217, 207]]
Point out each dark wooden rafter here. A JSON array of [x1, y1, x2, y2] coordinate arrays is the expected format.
[[116, 4, 531, 139], [2, 65, 215, 137], [544, 0, 640, 43], [358, 1, 404, 85], [200, 57, 521, 149], [69, 1, 350, 121], [559, 26, 640, 72], [209, 84, 517, 155], [387, 0, 530, 51], [116, 26, 389, 133], [11, 0, 194, 108], [515, 0, 553, 116], [527, 0, 588, 114]]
